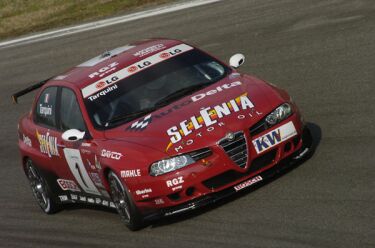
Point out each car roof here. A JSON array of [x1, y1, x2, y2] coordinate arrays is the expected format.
[[50, 38, 186, 89]]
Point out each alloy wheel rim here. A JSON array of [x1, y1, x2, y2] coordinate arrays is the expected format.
[[26, 162, 49, 210], [109, 173, 131, 222]]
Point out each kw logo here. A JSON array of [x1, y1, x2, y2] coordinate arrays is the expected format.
[[254, 130, 281, 153], [252, 121, 297, 154]]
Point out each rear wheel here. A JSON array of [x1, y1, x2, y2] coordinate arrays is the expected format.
[[25, 159, 60, 214], [107, 171, 143, 231]]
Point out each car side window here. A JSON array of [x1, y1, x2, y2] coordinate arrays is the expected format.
[[59, 88, 86, 132], [35, 87, 58, 128]]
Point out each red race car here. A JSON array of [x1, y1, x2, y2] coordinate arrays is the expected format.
[[14, 39, 312, 230]]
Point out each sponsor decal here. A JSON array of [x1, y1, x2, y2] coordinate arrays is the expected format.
[[86, 155, 102, 171], [101, 149, 123, 160], [95, 81, 106, 89], [44, 93, 50, 103], [126, 114, 152, 131], [22, 134, 32, 147], [135, 188, 152, 195], [190, 81, 242, 102], [94, 155, 102, 170], [80, 149, 91, 155], [58, 195, 69, 202], [102, 200, 109, 207], [159, 52, 170, 59], [39, 93, 52, 115], [170, 109, 262, 154], [109, 202, 116, 208], [155, 198, 165, 205], [127, 65, 139, 73], [86, 171, 107, 196], [121, 169, 141, 178], [166, 176, 184, 191], [39, 104, 52, 116], [89, 172, 103, 186], [89, 62, 119, 79], [252, 121, 297, 154], [135, 188, 152, 199], [36, 130, 60, 157], [133, 44, 166, 57], [87, 159, 96, 170], [68, 193, 113, 207], [82, 44, 193, 98], [165, 93, 255, 151], [126, 82, 243, 132], [234, 175, 263, 191], [57, 179, 81, 192], [88, 82, 118, 101]]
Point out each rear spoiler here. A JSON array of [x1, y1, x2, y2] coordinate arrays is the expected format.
[[12, 78, 51, 104]]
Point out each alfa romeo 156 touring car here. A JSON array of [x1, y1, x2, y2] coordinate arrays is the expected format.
[[14, 38, 312, 230]]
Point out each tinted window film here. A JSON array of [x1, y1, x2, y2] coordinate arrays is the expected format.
[[35, 87, 58, 128], [60, 88, 85, 131]]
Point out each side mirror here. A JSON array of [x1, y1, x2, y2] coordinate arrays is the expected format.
[[229, 53, 245, 68], [62, 129, 85, 142]]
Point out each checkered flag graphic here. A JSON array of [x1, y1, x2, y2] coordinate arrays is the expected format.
[[126, 114, 152, 131]]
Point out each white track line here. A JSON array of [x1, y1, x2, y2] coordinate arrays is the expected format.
[[0, 0, 221, 49]]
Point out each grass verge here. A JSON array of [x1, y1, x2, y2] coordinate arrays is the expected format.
[[0, 0, 173, 40]]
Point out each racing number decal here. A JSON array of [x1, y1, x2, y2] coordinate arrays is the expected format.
[[63, 148, 100, 195], [75, 163, 88, 187]]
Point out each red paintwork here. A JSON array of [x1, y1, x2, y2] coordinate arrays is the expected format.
[[17, 39, 305, 215]]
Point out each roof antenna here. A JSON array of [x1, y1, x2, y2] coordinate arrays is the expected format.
[[100, 50, 111, 58]]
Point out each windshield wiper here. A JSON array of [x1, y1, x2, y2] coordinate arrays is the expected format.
[[105, 107, 158, 127], [154, 81, 213, 107]]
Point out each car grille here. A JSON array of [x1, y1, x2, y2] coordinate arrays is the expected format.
[[202, 149, 277, 190], [189, 148, 212, 161], [218, 131, 248, 168]]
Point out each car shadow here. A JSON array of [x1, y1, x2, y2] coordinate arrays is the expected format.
[[147, 122, 322, 229]]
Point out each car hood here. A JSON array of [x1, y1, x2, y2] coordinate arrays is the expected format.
[[104, 73, 286, 156]]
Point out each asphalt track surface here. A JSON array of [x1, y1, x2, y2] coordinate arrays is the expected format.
[[0, 0, 374, 247]]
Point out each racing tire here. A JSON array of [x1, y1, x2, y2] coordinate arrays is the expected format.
[[25, 159, 60, 214], [107, 171, 144, 231]]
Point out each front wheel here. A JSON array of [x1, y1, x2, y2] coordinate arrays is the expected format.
[[107, 171, 143, 231], [25, 159, 60, 214]]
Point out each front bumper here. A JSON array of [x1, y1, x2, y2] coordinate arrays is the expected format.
[[143, 126, 313, 220], [133, 110, 313, 218]]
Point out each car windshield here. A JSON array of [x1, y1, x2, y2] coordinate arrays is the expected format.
[[83, 49, 230, 129]]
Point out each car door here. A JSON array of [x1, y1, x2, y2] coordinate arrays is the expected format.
[[56, 87, 104, 197], [32, 86, 65, 176]]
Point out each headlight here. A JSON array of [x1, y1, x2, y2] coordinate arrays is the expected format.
[[150, 155, 195, 176], [265, 103, 292, 126]]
